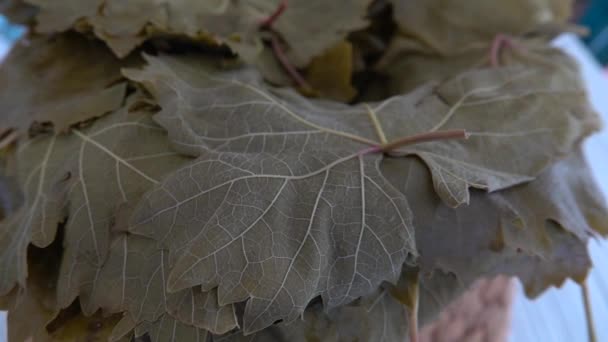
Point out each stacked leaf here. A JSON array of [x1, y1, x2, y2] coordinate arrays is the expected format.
[[1, 0, 607, 341]]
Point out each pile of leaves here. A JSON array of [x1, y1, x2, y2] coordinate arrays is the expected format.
[[1, 0, 607, 341]]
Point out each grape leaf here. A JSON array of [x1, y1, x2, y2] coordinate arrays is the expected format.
[[0, 93, 190, 297], [372, 0, 574, 96], [4, 238, 63, 342], [110, 311, 212, 342], [25, 0, 260, 57], [0, 33, 128, 135], [121, 52, 596, 333], [135, 314, 210, 342], [270, 0, 372, 67], [0, 92, 235, 338], [388, 0, 572, 56], [215, 269, 466, 342], [25, 0, 372, 65], [85, 234, 238, 336], [382, 149, 607, 296], [214, 289, 408, 342]]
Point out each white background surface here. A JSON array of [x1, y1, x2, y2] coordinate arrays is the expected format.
[[0, 34, 606, 342]]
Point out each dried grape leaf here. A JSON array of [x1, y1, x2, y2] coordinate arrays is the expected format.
[[25, 0, 372, 65], [166, 286, 238, 334], [7, 291, 56, 342], [382, 150, 607, 297], [375, 35, 574, 96], [24, 0, 261, 47], [0, 94, 190, 297], [0, 33, 128, 135], [4, 237, 63, 342], [215, 289, 408, 342], [121, 52, 595, 333], [373, 0, 575, 96], [216, 269, 464, 342], [134, 314, 210, 342], [86, 234, 237, 335], [388, 0, 572, 55], [271, 0, 372, 67]]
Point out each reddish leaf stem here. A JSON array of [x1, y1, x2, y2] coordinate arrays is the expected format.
[[359, 129, 469, 156], [259, 0, 288, 28], [490, 34, 517, 67], [270, 34, 312, 91], [380, 129, 469, 153]]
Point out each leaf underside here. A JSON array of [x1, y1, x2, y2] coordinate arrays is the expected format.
[[1, 0, 608, 340]]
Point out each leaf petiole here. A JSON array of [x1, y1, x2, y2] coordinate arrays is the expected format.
[[259, 0, 288, 29], [270, 34, 313, 92], [360, 129, 469, 155], [582, 280, 597, 342]]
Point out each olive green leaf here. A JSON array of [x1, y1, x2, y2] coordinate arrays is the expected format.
[[4, 237, 63, 342], [0, 33, 128, 135], [383, 150, 607, 297], [270, 0, 372, 67], [373, 0, 575, 96], [25, 0, 372, 65], [215, 269, 464, 342], [0, 94, 190, 297], [134, 314, 210, 342], [388, 0, 572, 56], [85, 234, 237, 336], [121, 51, 595, 333], [214, 289, 408, 342], [25, 0, 261, 57], [375, 35, 576, 96]]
